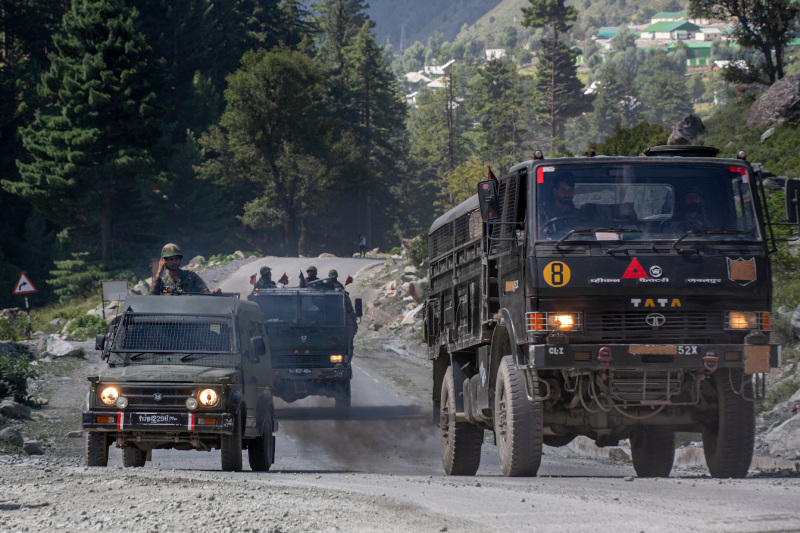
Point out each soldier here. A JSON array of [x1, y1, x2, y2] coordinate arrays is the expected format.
[[298, 265, 319, 288], [150, 243, 220, 295], [320, 269, 345, 290], [254, 266, 277, 290]]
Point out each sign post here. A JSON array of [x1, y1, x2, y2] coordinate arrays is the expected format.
[[12, 272, 38, 339]]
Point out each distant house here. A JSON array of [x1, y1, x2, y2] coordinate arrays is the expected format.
[[695, 27, 722, 41], [596, 27, 619, 39], [427, 77, 448, 89], [642, 19, 700, 40], [667, 42, 712, 66], [423, 59, 456, 77], [485, 49, 506, 61], [405, 91, 419, 107], [404, 72, 432, 85], [650, 11, 685, 23]]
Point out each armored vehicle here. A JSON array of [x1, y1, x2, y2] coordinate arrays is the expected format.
[[250, 288, 361, 417], [426, 146, 785, 478], [83, 294, 276, 472]]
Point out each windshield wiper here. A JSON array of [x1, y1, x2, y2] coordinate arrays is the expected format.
[[556, 227, 641, 248], [673, 229, 754, 249]]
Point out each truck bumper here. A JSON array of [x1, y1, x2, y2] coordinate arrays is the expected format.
[[273, 367, 351, 381], [82, 411, 234, 434], [530, 342, 780, 372]]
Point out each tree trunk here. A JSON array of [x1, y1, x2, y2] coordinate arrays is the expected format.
[[298, 215, 308, 257], [283, 215, 298, 257], [100, 176, 112, 261]]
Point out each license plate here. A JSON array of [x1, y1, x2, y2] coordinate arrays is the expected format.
[[132, 413, 181, 425], [288, 368, 312, 374]]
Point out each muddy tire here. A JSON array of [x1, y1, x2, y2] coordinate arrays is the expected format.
[[85, 432, 109, 467], [221, 411, 243, 472], [494, 356, 542, 477], [122, 448, 147, 468], [248, 417, 274, 472], [630, 426, 675, 477], [334, 381, 351, 419], [440, 366, 483, 475], [702, 369, 754, 479]]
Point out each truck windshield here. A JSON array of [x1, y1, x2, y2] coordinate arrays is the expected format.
[[112, 313, 235, 356], [258, 293, 344, 326], [536, 163, 760, 242]]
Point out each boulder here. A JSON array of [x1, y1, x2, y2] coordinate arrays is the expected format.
[[130, 280, 150, 295], [317, 253, 336, 258], [764, 413, 800, 458], [49, 317, 66, 328], [760, 127, 775, 143], [45, 337, 84, 358], [746, 75, 800, 129], [790, 304, 800, 338], [790, 388, 800, 403], [667, 114, 705, 145], [232, 250, 245, 260], [736, 83, 769, 102], [0, 308, 24, 321], [22, 440, 44, 455], [0, 427, 23, 447], [0, 400, 31, 419]]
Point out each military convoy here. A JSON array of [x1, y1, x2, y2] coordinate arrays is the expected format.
[[83, 294, 276, 472], [425, 146, 786, 478]]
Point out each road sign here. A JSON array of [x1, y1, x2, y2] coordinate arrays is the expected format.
[[12, 272, 38, 294]]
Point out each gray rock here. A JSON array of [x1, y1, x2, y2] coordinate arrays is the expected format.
[[49, 318, 66, 327], [189, 255, 205, 265], [45, 337, 84, 358], [777, 305, 793, 316], [790, 306, 800, 338], [764, 413, 800, 457], [233, 250, 246, 260], [760, 128, 775, 142], [747, 75, 800, 129], [0, 427, 23, 447], [608, 447, 631, 461], [0, 399, 31, 419], [22, 440, 44, 455], [0, 307, 24, 321], [130, 280, 150, 295], [403, 265, 417, 275], [667, 114, 704, 145], [317, 252, 335, 258], [67, 430, 84, 438], [790, 388, 800, 403]]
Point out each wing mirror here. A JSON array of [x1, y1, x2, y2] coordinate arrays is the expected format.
[[786, 178, 800, 223], [354, 298, 363, 318], [477, 179, 500, 222], [249, 336, 267, 362], [95, 334, 106, 351]]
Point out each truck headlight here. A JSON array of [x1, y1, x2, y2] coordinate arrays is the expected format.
[[727, 311, 769, 330], [527, 312, 582, 332], [330, 355, 343, 363], [99, 386, 119, 406], [198, 388, 219, 407]]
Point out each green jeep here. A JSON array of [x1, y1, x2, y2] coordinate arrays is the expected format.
[[83, 294, 276, 472]]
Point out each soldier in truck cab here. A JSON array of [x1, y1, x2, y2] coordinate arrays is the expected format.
[[674, 187, 707, 232], [540, 173, 585, 233]]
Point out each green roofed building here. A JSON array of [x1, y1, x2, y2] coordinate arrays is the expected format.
[[597, 26, 619, 39], [651, 11, 686, 22], [642, 19, 700, 40], [666, 42, 713, 66]]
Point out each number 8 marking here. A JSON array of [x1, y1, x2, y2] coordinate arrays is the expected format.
[[543, 261, 571, 287]]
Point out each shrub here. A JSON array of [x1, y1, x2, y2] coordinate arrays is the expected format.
[[389, 246, 402, 255], [410, 232, 428, 265], [0, 318, 25, 341], [0, 354, 37, 403], [67, 314, 108, 340]]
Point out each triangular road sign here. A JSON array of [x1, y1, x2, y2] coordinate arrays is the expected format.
[[13, 272, 38, 294]]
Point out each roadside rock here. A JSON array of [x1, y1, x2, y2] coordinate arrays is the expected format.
[[667, 114, 704, 145], [130, 280, 150, 295], [49, 317, 66, 328], [763, 413, 800, 459], [318, 253, 336, 258], [22, 440, 44, 455], [45, 337, 84, 358], [747, 75, 800, 129], [0, 307, 24, 321], [0, 427, 23, 447], [0, 400, 31, 419]]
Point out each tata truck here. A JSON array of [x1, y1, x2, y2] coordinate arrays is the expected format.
[[250, 288, 361, 417], [425, 145, 786, 478], [83, 294, 276, 472]]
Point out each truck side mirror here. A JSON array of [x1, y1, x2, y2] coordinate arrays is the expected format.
[[477, 180, 500, 222], [249, 336, 267, 361], [786, 178, 800, 223], [354, 298, 363, 317], [95, 334, 106, 351]]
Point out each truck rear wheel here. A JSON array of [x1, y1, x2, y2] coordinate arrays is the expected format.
[[440, 366, 483, 475], [221, 412, 243, 472], [248, 417, 274, 472], [85, 432, 109, 467], [702, 369, 754, 479], [630, 426, 675, 477], [334, 381, 351, 418], [494, 356, 542, 477], [123, 448, 147, 468]]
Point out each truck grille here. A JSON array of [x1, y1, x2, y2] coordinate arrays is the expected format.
[[112, 386, 195, 408], [272, 355, 335, 368], [584, 311, 724, 342]]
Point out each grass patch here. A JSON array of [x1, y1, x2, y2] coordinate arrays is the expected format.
[[29, 294, 101, 334]]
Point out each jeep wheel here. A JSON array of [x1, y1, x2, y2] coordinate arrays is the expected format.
[[494, 356, 542, 477], [221, 412, 243, 472], [440, 366, 482, 475], [248, 417, 274, 472], [123, 448, 147, 468], [631, 426, 675, 477], [334, 381, 351, 419], [702, 369, 754, 479], [85, 432, 109, 467]]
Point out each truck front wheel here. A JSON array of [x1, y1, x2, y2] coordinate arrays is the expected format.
[[702, 369, 754, 479], [630, 426, 675, 477], [85, 432, 109, 467], [440, 366, 483, 475], [494, 356, 542, 477], [221, 412, 243, 472], [334, 380, 351, 418], [248, 417, 274, 472]]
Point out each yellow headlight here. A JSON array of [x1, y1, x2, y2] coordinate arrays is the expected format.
[[198, 388, 219, 407], [729, 311, 757, 329], [99, 386, 119, 406], [330, 355, 343, 363]]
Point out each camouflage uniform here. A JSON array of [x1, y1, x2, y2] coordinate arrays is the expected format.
[[254, 266, 277, 290], [150, 269, 211, 295]]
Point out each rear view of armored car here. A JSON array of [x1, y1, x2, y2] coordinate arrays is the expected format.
[[83, 295, 276, 472]]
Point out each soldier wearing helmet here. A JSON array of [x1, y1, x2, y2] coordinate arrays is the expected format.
[[150, 243, 219, 295], [298, 265, 319, 288], [254, 266, 276, 290], [326, 269, 345, 290]]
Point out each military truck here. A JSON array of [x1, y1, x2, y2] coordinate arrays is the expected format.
[[426, 146, 786, 478], [249, 287, 361, 417], [83, 294, 276, 472]]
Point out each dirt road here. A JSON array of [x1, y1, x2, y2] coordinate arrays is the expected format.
[[2, 257, 799, 532]]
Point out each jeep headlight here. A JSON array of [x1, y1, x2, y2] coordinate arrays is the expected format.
[[198, 388, 219, 407], [99, 386, 119, 406]]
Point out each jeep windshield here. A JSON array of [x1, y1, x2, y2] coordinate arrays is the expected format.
[[536, 163, 760, 242], [109, 313, 238, 367], [257, 293, 344, 327]]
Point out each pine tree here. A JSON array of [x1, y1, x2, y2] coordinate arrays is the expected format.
[[5, 0, 165, 262]]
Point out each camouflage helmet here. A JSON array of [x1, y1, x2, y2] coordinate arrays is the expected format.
[[161, 243, 183, 259], [306, 265, 318, 274], [328, 269, 338, 278], [260, 266, 271, 276]]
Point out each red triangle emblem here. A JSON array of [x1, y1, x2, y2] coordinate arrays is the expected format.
[[622, 258, 648, 279]]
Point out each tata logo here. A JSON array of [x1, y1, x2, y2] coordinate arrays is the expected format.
[[153, 392, 163, 402], [645, 313, 666, 327], [631, 298, 681, 308], [301, 335, 307, 342]]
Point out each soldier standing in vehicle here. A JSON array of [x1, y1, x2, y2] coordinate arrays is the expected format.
[[150, 243, 220, 295], [298, 265, 319, 288], [254, 266, 277, 290], [324, 269, 345, 290]]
